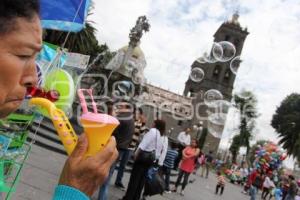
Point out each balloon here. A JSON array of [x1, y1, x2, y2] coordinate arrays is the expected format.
[[280, 153, 287, 161]]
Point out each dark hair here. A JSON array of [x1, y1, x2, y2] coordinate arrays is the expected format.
[[288, 175, 295, 180], [0, 0, 40, 34], [154, 119, 166, 135], [138, 107, 143, 115]]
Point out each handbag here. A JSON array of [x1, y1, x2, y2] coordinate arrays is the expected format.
[[144, 166, 166, 196], [135, 149, 156, 166]]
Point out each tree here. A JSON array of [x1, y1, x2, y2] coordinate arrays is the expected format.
[[271, 93, 300, 161], [233, 90, 258, 160], [198, 128, 208, 149], [229, 134, 241, 163]]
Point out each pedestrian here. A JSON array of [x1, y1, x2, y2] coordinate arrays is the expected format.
[[122, 119, 166, 200], [215, 171, 226, 195], [285, 175, 298, 200], [249, 169, 263, 200], [0, 1, 118, 199], [261, 173, 275, 199], [98, 100, 135, 200], [172, 139, 200, 196], [204, 150, 214, 178], [174, 128, 191, 169], [161, 143, 178, 193]]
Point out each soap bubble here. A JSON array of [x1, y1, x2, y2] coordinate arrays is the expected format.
[[117, 81, 132, 94], [230, 56, 241, 74], [196, 42, 219, 63], [204, 89, 223, 107], [212, 42, 223, 61], [207, 121, 223, 138], [203, 52, 218, 63], [214, 41, 236, 62], [190, 68, 205, 82], [208, 113, 227, 125]]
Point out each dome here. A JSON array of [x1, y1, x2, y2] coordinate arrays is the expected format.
[[120, 45, 145, 59]]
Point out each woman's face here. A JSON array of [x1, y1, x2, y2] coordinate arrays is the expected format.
[[191, 139, 197, 147], [0, 15, 42, 118]]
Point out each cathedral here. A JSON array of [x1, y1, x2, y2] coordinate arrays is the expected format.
[[140, 13, 249, 154]]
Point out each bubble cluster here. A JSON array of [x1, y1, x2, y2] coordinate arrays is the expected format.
[[213, 41, 236, 62], [189, 67, 205, 82]]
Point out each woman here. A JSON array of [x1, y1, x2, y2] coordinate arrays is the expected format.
[[122, 119, 166, 200], [173, 139, 200, 196]]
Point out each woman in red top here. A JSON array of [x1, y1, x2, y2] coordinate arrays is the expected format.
[[173, 139, 200, 195]]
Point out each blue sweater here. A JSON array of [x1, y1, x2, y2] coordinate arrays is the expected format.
[[53, 185, 89, 200]]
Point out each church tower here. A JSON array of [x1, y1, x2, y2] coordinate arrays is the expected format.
[[183, 13, 249, 153]]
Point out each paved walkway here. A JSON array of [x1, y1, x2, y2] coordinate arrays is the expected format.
[[12, 145, 252, 200]]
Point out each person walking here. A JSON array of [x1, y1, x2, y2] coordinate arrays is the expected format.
[[98, 100, 135, 200], [249, 170, 263, 200], [172, 139, 200, 196], [122, 120, 166, 200], [261, 173, 275, 199], [285, 175, 298, 200], [174, 128, 191, 169], [204, 151, 214, 178], [215, 171, 226, 195]]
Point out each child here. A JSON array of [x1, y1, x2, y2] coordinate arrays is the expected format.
[[215, 171, 225, 195], [162, 143, 178, 193]]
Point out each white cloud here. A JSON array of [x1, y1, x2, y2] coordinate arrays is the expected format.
[[91, 0, 300, 167]]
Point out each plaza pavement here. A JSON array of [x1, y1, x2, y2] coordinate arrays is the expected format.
[[12, 145, 252, 200]]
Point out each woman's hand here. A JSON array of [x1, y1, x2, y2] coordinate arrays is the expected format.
[[58, 134, 118, 197]]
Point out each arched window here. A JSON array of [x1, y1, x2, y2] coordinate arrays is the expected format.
[[213, 65, 221, 79], [224, 69, 231, 82], [224, 35, 231, 41]]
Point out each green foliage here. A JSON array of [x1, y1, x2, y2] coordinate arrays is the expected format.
[[271, 93, 300, 161], [229, 134, 241, 163]]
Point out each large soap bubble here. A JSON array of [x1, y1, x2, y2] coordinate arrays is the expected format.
[[213, 41, 236, 62], [230, 56, 241, 74], [190, 68, 205, 82], [204, 89, 223, 107]]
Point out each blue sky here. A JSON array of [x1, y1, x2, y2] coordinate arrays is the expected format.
[[91, 0, 300, 168]]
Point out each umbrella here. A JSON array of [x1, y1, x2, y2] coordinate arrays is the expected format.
[[40, 0, 91, 32]]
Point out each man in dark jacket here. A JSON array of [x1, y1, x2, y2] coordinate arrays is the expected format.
[[98, 100, 135, 200]]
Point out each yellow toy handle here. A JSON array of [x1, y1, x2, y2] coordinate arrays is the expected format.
[[29, 98, 78, 155]]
